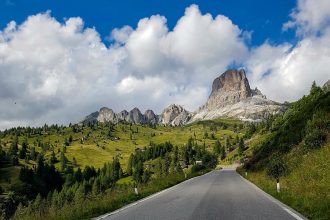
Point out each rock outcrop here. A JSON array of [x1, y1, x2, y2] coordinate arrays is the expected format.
[[159, 104, 192, 126], [206, 69, 252, 109], [323, 79, 330, 92], [144, 110, 158, 124], [82, 111, 99, 124], [117, 110, 129, 122], [127, 108, 145, 124], [97, 107, 117, 123], [81, 69, 286, 125], [189, 69, 285, 122], [81, 105, 191, 126]]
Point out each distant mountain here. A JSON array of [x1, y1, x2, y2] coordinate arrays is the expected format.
[[189, 69, 285, 122], [159, 104, 192, 126], [323, 79, 330, 92], [81, 69, 286, 125], [81, 104, 190, 126]]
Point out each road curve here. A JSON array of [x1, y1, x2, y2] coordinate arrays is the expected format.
[[97, 169, 307, 220]]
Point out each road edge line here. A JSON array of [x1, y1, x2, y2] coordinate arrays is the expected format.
[[238, 172, 308, 220], [93, 170, 216, 220]]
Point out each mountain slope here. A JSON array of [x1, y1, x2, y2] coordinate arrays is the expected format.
[[81, 104, 191, 126], [189, 69, 285, 123], [239, 82, 330, 220], [82, 69, 285, 126]]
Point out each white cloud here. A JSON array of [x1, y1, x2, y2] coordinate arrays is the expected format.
[[283, 0, 330, 36], [162, 5, 247, 68], [0, 5, 248, 129], [1, 2, 330, 130], [246, 0, 330, 102]]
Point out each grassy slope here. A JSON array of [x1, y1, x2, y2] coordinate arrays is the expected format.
[[0, 118, 243, 192], [237, 89, 330, 220], [239, 138, 330, 220]]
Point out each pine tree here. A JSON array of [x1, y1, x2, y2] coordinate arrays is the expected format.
[[19, 141, 27, 159], [30, 147, 36, 160], [225, 137, 230, 151], [72, 157, 77, 167], [60, 151, 67, 172], [127, 154, 133, 175], [50, 150, 57, 164], [69, 135, 73, 143], [213, 140, 221, 155], [220, 146, 226, 160], [92, 178, 101, 195], [310, 81, 323, 96], [238, 138, 245, 155]]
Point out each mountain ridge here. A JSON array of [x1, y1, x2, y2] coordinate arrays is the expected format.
[[81, 69, 287, 125]]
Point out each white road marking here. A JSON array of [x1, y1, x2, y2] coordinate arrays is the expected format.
[[283, 207, 305, 220], [95, 171, 214, 219], [239, 174, 308, 220]]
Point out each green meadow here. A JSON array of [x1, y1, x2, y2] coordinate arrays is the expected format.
[[0, 118, 245, 193]]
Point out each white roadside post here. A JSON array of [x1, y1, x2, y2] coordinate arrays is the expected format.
[[276, 180, 280, 193], [134, 187, 138, 195], [245, 171, 247, 176]]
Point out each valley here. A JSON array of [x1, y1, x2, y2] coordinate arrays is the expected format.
[[0, 69, 329, 220]]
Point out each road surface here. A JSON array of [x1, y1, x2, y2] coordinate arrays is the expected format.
[[97, 169, 306, 220]]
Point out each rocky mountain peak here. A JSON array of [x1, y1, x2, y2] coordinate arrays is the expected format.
[[97, 107, 116, 123], [144, 110, 158, 124], [323, 79, 330, 92], [160, 104, 191, 126], [207, 69, 252, 109], [81, 69, 286, 126], [190, 69, 285, 123], [128, 107, 144, 124]]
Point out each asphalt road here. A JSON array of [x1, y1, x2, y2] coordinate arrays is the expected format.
[[97, 169, 306, 220]]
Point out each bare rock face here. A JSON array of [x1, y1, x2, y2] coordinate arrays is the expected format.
[[82, 111, 99, 124], [97, 107, 117, 123], [81, 69, 286, 126], [117, 110, 129, 122], [159, 104, 191, 126], [206, 69, 252, 109], [144, 110, 159, 124], [190, 69, 285, 122], [323, 79, 330, 92], [170, 109, 191, 126], [128, 108, 145, 124]]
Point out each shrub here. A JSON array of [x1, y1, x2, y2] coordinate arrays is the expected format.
[[266, 157, 286, 182], [191, 164, 205, 173], [304, 129, 327, 149]]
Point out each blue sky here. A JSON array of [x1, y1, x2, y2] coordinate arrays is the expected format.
[[0, 0, 330, 129], [1, 0, 296, 46]]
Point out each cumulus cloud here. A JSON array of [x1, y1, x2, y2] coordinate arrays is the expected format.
[[283, 0, 330, 36], [246, 0, 330, 102], [0, 5, 248, 129], [1, 1, 329, 130]]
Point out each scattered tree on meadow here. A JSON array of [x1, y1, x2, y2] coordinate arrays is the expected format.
[[266, 157, 286, 193], [213, 139, 221, 155], [238, 138, 245, 155]]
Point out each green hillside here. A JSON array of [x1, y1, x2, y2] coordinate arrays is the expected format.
[[0, 118, 246, 219], [239, 83, 330, 220]]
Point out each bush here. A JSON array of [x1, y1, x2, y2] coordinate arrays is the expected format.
[[304, 111, 329, 149], [304, 129, 327, 149], [266, 157, 286, 182], [191, 164, 205, 173]]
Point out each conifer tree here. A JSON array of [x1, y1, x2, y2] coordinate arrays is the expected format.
[[213, 140, 221, 155]]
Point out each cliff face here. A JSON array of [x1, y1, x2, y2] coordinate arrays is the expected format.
[[189, 69, 285, 122], [159, 104, 192, 126], [323, 79, 330, 92], [81, 69, 287, 125], [206, 69, 252, 109], [81, 104, 191, 126]]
